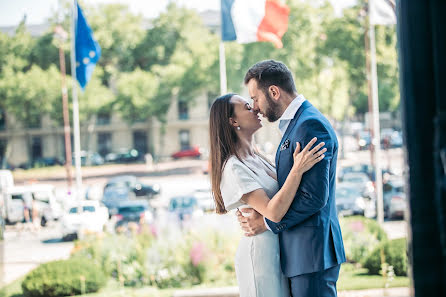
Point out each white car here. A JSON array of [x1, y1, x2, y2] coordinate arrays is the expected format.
[[29, 184, 64, 225], [61, 200, 109, 240], [192, 188, 215, 213]]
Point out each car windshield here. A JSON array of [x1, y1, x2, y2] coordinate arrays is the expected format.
[[169, 197, 196, 210], [336, 187, 361, 199], [118, 206, 145, 213], [69, 206, 96, 213]]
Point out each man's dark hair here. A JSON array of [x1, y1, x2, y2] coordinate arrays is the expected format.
[[244, 60, 297, 95]]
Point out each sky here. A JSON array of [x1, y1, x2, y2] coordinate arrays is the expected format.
[[0, 0, 357, 27]]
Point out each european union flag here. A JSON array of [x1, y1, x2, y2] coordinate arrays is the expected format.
[[75, 3, 101, 90]]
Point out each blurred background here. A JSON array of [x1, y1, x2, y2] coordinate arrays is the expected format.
[[0, 1, 414, 297]]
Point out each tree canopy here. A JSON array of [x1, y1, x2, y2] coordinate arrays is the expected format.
[[0, 0, 400, 128]]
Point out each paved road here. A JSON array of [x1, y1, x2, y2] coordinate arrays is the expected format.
[[1, 222, 74, 285]]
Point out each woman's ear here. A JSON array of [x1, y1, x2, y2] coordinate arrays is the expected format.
[[229, 117, 237, 127], [269, 85, 281, 101]]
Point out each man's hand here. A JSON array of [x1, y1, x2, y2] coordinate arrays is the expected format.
[[236, 208, 267, 236]]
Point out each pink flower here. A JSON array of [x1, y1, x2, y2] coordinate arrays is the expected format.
[[150, 224, 158, 238], [190, 242, 205, 266], [350, 221, 365, 232]]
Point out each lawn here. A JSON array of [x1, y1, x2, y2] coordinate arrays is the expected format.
[[0, 264, 409, 297]]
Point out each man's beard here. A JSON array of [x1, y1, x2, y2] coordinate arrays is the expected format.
[[264, 91, 282, 122]]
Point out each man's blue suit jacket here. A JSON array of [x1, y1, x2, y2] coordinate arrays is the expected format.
[[266, 100, 346, 278]]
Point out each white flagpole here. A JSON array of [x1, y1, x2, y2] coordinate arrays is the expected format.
[[219, 41, 227, 95], [70, 0, 83, 200], [368, 0, 384, 224]]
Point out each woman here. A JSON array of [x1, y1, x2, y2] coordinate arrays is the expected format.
[[209, 93, 326, 297]]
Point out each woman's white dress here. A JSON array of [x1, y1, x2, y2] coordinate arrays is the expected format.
[[220, 155, 290, 297]]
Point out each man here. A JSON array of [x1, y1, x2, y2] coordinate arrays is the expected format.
[[237, 60, 346, 296]]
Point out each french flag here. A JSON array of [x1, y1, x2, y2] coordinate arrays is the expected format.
[[221, 0, 290, 48]]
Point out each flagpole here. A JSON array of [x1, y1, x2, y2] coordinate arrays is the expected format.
[[219, 41, 227, 95], [367, 0, 384, 224], [70, 0, 83, 200]]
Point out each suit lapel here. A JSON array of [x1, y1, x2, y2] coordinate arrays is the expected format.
[[275, 100, 312, 169]]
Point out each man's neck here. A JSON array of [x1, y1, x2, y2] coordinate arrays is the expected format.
[[279, 92, 299, 117]]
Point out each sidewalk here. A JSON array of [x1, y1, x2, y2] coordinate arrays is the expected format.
[[173, 287, 411, 297]]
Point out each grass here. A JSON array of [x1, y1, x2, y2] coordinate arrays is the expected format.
[[0, 263, 409, 297], [338, 263, 410, 291]]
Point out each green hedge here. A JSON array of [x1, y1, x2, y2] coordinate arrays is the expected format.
[[362, 238, 408, 276], [21, 257, 107, 297], [340, 216, 388, 263]]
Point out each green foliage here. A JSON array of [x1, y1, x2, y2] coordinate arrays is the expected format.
[[339, 216, 388, 263], [21, 257, 106, 297], [363, 238, 408, 276], [71, 229, 154, 287], [0, 0, 400, 128]]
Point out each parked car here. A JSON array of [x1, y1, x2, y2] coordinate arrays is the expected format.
[[72, 151, 104, 166], [383, 177, 407, 219], [357, 131, 371, 150], [113, 200, 154, 231], [335, 183, 371, 216], [102, 185, 136, 217], [341, 172, 375, 196], [192, 188, 215, 212], [28, 184, 64, 226], [104, 175, 160, 199], [171, 146, 202, 160], [105, 149, 141, 164], [33, 157, 63, 167], [61, 200, 109, 241], [339, 164, 394, 183], [3, 186, 33, 224], [381, 129, 403, 148], [168, 195, 202, 223]]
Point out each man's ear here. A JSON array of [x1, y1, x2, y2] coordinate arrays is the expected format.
[[268, 85, 281, 101]]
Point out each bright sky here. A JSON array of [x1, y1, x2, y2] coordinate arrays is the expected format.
[[0, 0, 357, 27]]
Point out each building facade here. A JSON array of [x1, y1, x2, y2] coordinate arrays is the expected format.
[[0, 91, 283, 167]]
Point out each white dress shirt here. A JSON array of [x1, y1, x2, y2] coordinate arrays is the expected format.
[[278, 94, 306, 136]]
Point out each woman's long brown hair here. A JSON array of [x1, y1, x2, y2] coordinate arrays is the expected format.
[[209, 93, 242, 214]]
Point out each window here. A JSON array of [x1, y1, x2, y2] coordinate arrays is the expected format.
[[0, 109, 5, 130], [98, 133, 112, 156], [178, 101, 189, 120], [31, 137, 42, 160], [133, 131, 148, 155], [96, 112, 111, 125], [179, 130, 190, 150]]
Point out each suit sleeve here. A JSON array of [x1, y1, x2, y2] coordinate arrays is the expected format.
[[266, 119, 334, 233]]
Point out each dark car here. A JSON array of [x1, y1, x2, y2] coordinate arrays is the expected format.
[[105, 149, 141, 164], [33, 157, 63, 168], [171, 146, 201, 160], [335, 183, 370, 216], [104, 175, 160, 199], [102, 185, 136, 217], [113, 200, 154, 230]]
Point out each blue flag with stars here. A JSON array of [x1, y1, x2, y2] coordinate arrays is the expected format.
[[75, 3, 101, 89]]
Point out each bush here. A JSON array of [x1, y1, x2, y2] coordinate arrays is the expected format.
[[340, 216, 388, 263], [21, 257, 107, 297], [71, 228, 154, 287], [363, 238, 408, 276]]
